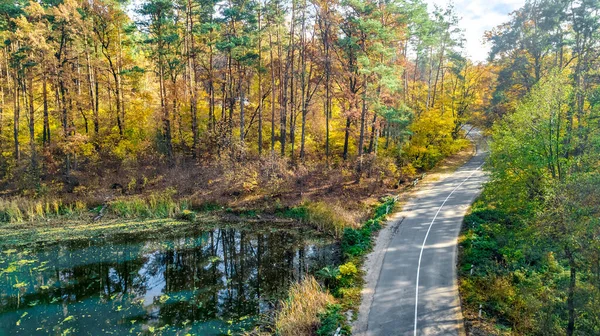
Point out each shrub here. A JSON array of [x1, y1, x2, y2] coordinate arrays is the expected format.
[[341, 228, 371, 257], [316, 304, 351, 336], [176, 209, 196, 221], [280, 206, 309, 220], [338, 262, 358, 277], [316, 266, 340, 290], [275, 276, 335, 336]]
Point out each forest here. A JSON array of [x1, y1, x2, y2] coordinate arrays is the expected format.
[[0, 0, 489, 207], [1, 0, 600, 334]]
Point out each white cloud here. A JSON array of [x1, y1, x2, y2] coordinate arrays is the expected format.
[[425, 0, 524, 62]]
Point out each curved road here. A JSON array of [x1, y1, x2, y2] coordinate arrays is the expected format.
[[355, 133, 488, 336]]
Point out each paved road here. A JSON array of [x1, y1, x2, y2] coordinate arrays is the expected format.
[[356, 135, 488, 336]]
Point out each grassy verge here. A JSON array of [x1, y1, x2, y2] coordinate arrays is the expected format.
[[270, 197, 397, 336]]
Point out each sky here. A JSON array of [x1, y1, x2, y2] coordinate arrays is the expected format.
[[425, 0, 524, 62]]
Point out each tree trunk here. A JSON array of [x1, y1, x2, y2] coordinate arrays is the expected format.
[[27, 74, 36, 172], [269, 32, 276, 154], [257, 6, 263, 155], [159, 65, 173, 166], [343, 116, 351, 160], [239, 69, 245, 142], [368, 113, 377, 153], [13, 73, 20, 161], [188, 0, 199, 158], [358, 75, 368, 172]]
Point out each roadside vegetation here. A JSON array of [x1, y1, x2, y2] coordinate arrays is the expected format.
[[457, 0, 600, 334], [459, 74, 600, 335]]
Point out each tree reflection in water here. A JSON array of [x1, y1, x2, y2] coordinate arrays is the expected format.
[[0, 226, 338, 335]]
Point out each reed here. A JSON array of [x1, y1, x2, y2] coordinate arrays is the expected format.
[[0, 197, 82, 223]]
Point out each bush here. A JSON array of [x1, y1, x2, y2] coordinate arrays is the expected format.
[[341, 227, 371, 257], [280, 206, 309, 220], [316, 304, 351, 336], [176, 209, 196, 221]]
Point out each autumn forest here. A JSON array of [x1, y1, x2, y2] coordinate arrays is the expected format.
[[1, 0, 600, 334], [0, 0, 490, 198]]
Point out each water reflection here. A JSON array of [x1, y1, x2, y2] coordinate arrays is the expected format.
[[0, 226, 338, 335]]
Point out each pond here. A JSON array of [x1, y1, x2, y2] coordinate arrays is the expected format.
[[0, 225, 339, 335]]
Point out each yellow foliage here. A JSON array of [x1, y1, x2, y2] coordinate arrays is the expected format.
[[338, 262, 358, 277]]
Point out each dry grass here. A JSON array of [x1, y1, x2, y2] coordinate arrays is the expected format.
[[305, 201, 357, 237], [0, 197, 86, 222], [275, 276, 335, 336]]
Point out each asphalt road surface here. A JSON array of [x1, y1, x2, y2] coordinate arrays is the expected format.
[[356, 134, 488, 336]]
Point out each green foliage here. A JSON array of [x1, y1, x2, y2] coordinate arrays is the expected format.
[[341, 227, 372, 257], [278, 206, 309, 220], [459, 72, 600, 334], [317, 304, 351, 336], [487, 71, 571, 213]]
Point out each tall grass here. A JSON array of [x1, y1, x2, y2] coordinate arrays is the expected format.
[[304, 201, 354, 238], [0, 197, 85, 223], [108, 188, 190, 219], [0, 188, 192, 223], [275, 276, 335, 336]]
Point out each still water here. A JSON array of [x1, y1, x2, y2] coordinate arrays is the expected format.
[[0, 225, 338, 335]]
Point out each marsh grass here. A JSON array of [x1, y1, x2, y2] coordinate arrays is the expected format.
[[0, 188, 193, 224], [0, 198, 85, 223], [304, 201, 355, 238], [275, 276, 335, 336], [108, 188, 190, 219]]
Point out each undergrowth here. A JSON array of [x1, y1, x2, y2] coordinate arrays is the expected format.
[[0, 197, 87, 222]]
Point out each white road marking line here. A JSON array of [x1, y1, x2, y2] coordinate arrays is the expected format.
[[413, 162, 485, 336]]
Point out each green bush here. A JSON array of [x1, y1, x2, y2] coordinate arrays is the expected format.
[[176, 209, 196, 221], [316, 266, 340, 290], [280, 206, 309, 220], [317, 304, 351, 336], [341, 227, 371, 257]]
